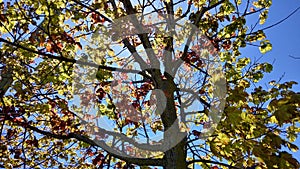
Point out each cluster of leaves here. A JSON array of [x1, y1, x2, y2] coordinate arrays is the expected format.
[[0, 0, 299, 169]]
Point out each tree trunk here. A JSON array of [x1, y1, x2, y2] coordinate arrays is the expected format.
[[0, 67, 13, 97], [163, 138, 187, 169], [159, 76, 187, 169]]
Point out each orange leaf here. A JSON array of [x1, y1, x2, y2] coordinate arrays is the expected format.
[[12, 117, 23, 123], [46, 42, 52, 52]]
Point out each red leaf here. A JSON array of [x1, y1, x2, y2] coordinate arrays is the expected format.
[[6, 129, 15, 139], [86, 149, 94, 156], [232, 15, 236, 21], [0, 14, 7, 22], [96, 88, 106, 100], [100, 17, 105, 23], [76, 42, 82, 50], [92, 153, 104, 165], [92, 158, 100, 165], [198, 89, 205, 94], [115, 162, 122, 168], [14, 149, 21, 159], [57, 42, 63, 50], [192, 130, 201, 137], [29, 35, 35, 43], [132, 100, 140, 109]]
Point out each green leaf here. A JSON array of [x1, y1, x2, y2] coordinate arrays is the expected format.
[[264, 63, 273, 73]]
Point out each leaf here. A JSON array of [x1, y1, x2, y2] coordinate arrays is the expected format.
[[264, 63, 273, 73], [286, 142, 299, 152], [269, 116, 278, 123], [192, 130, 201, 137], [253, 0, 272, 8], [246, 30, 266, 42], [259, 10, 269, 24], [274, 108, 292, 126], [287, 132, 297, 142], [1, 0, 299, 168], [267, 99, 277, 111], [76, 42, 82, 50], [107, 48, 115, 56], [57, 42, 63, 49], [259, 40, 272, 53], [46, 42, 52, 52]]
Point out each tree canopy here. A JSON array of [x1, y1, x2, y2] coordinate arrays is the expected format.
[[0, 0, 300, 169]]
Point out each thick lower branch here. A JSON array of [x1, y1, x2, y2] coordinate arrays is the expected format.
[[21, 122, 165, 166], [0, 67, 13, 98], [187, 159, 241, 169]]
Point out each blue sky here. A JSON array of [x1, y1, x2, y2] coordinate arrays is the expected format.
[[247, 0, 300, 91]]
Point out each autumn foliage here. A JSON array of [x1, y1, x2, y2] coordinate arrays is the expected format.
[[0, 0, 300, 169]]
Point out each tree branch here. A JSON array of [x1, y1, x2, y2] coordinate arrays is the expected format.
[[187, 159, 241, 169], [172, 0, 225, 74], [71, 0, 112, 23], [22, 122, 165, 166], [0, 67, 13, 98], [121, 0, 160, 69], [0, 38, 146, 76], [289, 55, 300, 59], [261, 6, 300, 31]]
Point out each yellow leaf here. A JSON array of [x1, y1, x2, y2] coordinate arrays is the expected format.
[[259, 40, 272, 54], [107, 49, 115, 56], [270, 116, 278, 123], [241, 112, 247, 120]]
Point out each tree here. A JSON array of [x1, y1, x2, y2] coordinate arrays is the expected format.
[[0, 0, 300, 168]]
